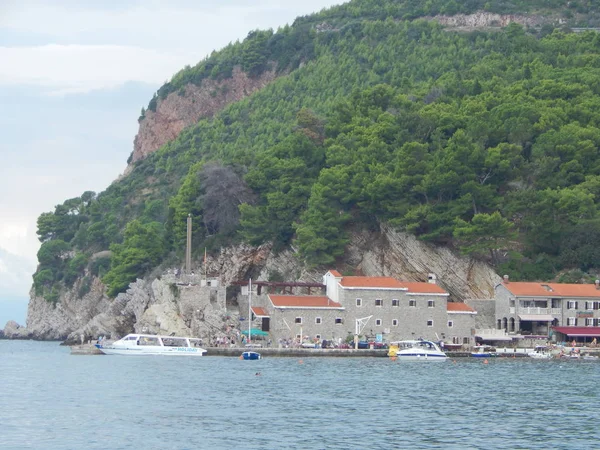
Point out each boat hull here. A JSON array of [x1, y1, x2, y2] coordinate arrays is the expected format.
[[97, 345, 206, 356], [395, 353, 448, 361], [241, 351, 261, 360]]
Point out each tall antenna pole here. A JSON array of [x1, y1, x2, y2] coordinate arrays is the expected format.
[[186, 214, 192, 274], [248, 278, 252, 344]]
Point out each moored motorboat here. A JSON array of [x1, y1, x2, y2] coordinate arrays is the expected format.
[[527, 345, 554, 359], [241, 351, 261, 360], [387, 340, 448, 361], [95, 334, 207, 356], [471, 345, 497, 358]]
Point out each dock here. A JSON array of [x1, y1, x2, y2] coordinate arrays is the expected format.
[[70, 344, 103, 355]]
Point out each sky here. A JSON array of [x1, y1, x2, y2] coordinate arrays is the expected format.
[[0, 0, 343, 326]]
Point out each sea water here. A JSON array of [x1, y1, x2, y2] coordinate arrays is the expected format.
[[1, 340, 599, 450]]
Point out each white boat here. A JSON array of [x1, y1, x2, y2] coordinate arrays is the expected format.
[[95, 334, 207, 356], [527, 345, 554, 359], [471, 345, 497, 358], [388, 340, 448, 361]]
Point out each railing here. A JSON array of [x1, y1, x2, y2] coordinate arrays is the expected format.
[[518, 307, 549, 315]]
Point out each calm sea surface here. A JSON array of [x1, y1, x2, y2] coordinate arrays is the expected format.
[[1, 340, 599, 450]]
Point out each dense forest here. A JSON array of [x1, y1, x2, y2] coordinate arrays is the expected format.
[[33, 0, 600, 301]]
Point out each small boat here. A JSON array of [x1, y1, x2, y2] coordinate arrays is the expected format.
[[471, 345, 497, 358], [583, 354, 599, 360], [560, 351, 581, 359], [241, 351, 261, 360], [95, 333, 207, 356], [528, 345, 554, 359], [387, 340, 448, 361]]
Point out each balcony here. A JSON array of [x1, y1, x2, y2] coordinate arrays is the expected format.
[[519, 307, 549, 315]]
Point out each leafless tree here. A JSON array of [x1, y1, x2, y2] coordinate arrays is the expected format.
[[199, 163, 256, 235]]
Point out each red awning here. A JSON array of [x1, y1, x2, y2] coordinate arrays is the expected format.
[[552, 326, 600, 337]]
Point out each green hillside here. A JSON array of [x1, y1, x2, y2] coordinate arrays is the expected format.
[[34, 0, 600, 300]]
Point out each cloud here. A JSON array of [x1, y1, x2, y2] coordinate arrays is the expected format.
[[0, 1, 343, 94], [0, 247, 35, 297], [0, 44, 198, 95]]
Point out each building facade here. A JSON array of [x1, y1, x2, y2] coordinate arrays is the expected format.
[[495, 277, 600, 342], [248, 270, 476, 347]]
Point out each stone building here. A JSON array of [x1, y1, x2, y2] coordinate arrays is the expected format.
[[247, 270, 477, 347], [494, 276, 600, 343]]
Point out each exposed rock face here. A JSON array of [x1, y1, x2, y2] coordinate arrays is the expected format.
[[5, 223, 500, 341], [24, 277, 109, 341], [130, 66, 278, 167], [433, 12, 544, 29], [2, 320, 30, 339]]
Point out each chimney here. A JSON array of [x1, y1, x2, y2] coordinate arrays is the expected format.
[[595, 280, 600, 290], [427, 273, 437, 284], [503, 275, 509, 284]]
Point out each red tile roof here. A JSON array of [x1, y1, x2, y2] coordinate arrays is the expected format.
[[269, 295, 343, 309], [339, 276, 407, 289], [398, 282, 448, 295], [251, 307, 269, 317], [329, 270, 342, 277], [447, 302, 475, 313], [337, 276, 448, 294], [501, 282, 600, 298]]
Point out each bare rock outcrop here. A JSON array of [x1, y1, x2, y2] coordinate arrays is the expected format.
[[25, 276, 109, 341], [347, 224, 501, 300], [2, 320, 30, 339], [432, 12, 545, 29], [130, 66, 279, 168]]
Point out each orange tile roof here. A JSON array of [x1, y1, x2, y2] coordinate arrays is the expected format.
[[329, 270, 342, 277], [337, 276, 448, 294], [501, 282, 600, 298], [397, 282, 448, 295], [447, 302, 475, 312], [339, 276, 407, 289], [251, 307, 269, 317], [269, 295, 343, 308]]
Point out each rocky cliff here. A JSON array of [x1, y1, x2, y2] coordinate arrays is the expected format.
[[130, 66, 278, 168], [432, 12, 546, 29], [3, 224, 500, 341]]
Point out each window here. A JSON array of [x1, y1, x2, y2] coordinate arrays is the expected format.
[[392, 319, 398, 326], [392, 299, 399, 307], [375, 298, 383, 307], [315, 317, 322, 324], [586, 318, 594, 326], [586, 302, 593, 311], [568, 301, 578, 310], [295, 334, 301, 339], [356, 298, 362, 307], [375, 319, 382, 326], [567, 317, 577, 326], [295, 317, 302, 324], [409, 299, 416, 307], [448, 321, 454, 328], [428, 300, 435, 308], [427, 320, 433, 327], [335, 318, 343, 324], [463, 337, 470, 344]]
